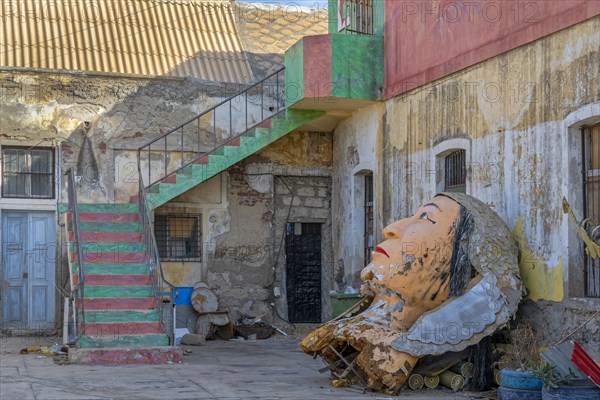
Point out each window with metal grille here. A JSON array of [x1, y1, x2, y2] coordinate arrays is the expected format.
[[154, 214, 202, 261], [583, 125, 600, 297], [341, 0, 374, 35], [444, 149, 466, 193], [1, 146, 55, 199], [364, 173, 374, 265]]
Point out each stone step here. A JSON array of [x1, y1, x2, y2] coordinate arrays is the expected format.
[[83, 297, 156, 310], [76, 221, 141, 232], [77, 204, 139, 213], [83, 310, 159, 324], [83, 285, 154, 298], [72, 252, 146, 264], [68, 212, 139, 223], [69, 345, 181, 364], [69, 231, 143, 242], [71, 263, 150, 275], [69, 242, 145, 253], [77, 334, 170, 349], [83, 322, 164, 336], [72, 274, 153, 286]]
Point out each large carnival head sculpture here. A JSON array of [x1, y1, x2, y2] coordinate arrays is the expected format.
[[301, 193, 522, 393]]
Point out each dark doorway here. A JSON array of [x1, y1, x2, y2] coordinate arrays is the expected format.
[[286, 223, 322, 323]]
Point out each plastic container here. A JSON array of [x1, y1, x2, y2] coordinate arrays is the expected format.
[[498, 386, 543, 400], [542, 379, 600, 400], [501, 369, 544, 390], [173, 287, 193, 305], [330, 293, 364, 318]]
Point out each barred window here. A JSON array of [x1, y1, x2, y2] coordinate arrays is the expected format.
[[1, 147, 55, 199], [445, 149, 466, 193], [341, 0, 374, 35], [155, 214, 202, 261]]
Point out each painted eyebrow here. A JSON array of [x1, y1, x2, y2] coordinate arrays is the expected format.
[[423, 203, 440, 210]]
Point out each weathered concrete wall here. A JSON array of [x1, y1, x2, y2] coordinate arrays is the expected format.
[[0, 71, 246, 203], [202, 131, 334, 324], [333, 17, 600, 348]]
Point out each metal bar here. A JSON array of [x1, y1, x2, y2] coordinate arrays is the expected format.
[[245, 90, 248, 131], [164, 137, 167, 179], [181, 126, 184, 167], [66, 168, 86, 339], [276, 71, 280, 111], [261, 81, 264, 121], [229, 100, 232, 139], [197, 117, 201, 157], [213, 109, 216, 149], [135, 67, 284, 152], [327, 345, 368, 386]]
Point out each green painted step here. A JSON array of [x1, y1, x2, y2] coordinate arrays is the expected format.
[[83, 285, 153, 298], [70, 242, 145, 253], [146, 109, 326, 209], [76, 222, 141, 232], [77, 204, 139, 213], [72, 263, 150, 275], [79, 334, 168, 349], [83, 310, 159, 323]]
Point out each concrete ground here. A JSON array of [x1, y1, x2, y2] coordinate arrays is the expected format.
[[1, 335, 489, 400]]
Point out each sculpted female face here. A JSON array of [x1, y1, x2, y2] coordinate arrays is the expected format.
[[360, 196, 460, 326]]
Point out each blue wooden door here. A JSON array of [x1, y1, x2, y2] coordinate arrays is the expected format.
[[2, 211, 55, 331]]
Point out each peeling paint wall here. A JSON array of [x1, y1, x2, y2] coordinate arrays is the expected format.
[[333, 17, 600, 348], [166, 131, 336, 324], [0, 71, 246, 203]]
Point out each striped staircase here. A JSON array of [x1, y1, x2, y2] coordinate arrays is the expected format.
[[65, 68, 326, 364], [65, 204, 180, 364], [134, 108, 325, 209]]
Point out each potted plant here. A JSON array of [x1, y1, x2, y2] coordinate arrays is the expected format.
[[496, 323, 544, 400]]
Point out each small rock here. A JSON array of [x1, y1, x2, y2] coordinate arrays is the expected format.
[[181, 333, 206, 346]]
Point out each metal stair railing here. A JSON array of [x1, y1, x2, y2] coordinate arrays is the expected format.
[[137, 67, 285, 188], [136, 163, 178, 345], [65, 168, 86, 340]]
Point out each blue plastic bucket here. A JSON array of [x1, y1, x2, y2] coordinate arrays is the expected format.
[[173, 287, 193, 305]]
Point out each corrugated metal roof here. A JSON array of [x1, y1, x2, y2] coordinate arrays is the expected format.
[[0, 0, 254, 83]]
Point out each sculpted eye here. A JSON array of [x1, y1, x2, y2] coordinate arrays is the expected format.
[[419, 212, 437, 224]]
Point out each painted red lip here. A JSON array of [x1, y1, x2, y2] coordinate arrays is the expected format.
[[375, 246, 390, 258]]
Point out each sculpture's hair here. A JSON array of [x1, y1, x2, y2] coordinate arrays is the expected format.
[[448, 205, 475, 296]]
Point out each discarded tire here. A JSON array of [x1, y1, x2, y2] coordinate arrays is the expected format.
[[498, 386, 543, 400], [501, 369, 544, 390], [542, 379, 600, 400]]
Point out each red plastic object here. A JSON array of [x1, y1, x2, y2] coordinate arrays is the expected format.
[[571, 341, 600, 388]]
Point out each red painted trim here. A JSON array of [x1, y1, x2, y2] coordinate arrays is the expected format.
[[256, 119, 272, 129], [227, 137, 241, 146], [303, 34, 332, 99], [193, 155, 209, 164], [129, 195, 139, 204], [72, 252, 146, 264], [83, 322, 164, 336], [160, 174, 177, 184], [83, 297, 156, 310], [73, 274, 152, 286], [70, 232, 143, 242]]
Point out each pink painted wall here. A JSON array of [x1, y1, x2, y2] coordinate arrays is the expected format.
[[384, 0, 600, 99], [304, 35, 333, 99]]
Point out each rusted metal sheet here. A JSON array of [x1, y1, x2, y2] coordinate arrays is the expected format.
[[0, 0, 253, 83]]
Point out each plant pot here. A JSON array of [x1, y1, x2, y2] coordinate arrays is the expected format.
[[498, 386, 543, 400], [542, 379, 600, 400], [501, 369, 544, 390]]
